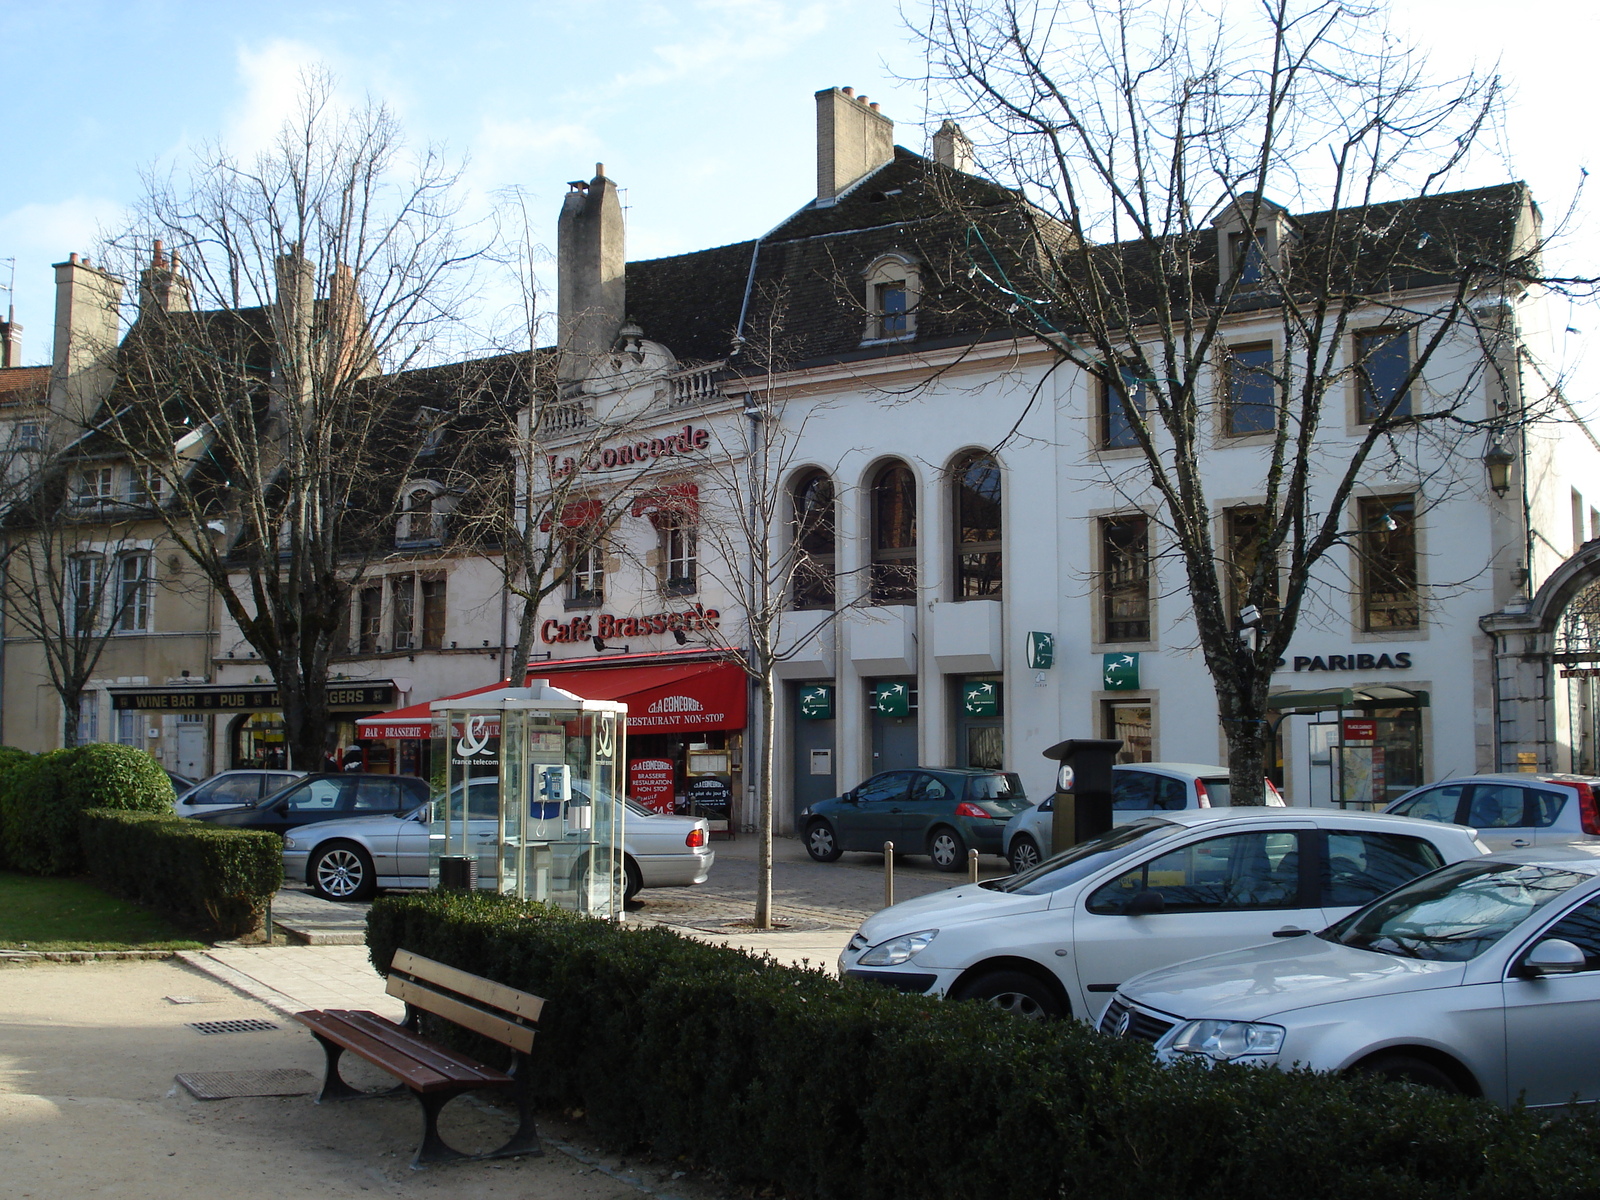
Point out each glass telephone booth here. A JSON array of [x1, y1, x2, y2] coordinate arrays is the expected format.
[[429, 680, 626, 918]]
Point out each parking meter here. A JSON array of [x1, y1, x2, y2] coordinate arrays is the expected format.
[[1042, 738, 1123, 851]]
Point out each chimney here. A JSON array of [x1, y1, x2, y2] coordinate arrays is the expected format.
[[0, 315, 20, 368], [815, 86, 895, 204], [273, 250, 317, 406], [932, 120, 975, 174], [138, 238, 192, 316], [557, 163, 625, 385], [51, 253, 125, 428]]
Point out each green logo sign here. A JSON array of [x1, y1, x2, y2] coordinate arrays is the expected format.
[[962, 681, 1000, 717], [798, 685, 834, 720], [1103, 652, 1140, 691], [1026, 632, 1055, 670], [873, 681, 911, 717]]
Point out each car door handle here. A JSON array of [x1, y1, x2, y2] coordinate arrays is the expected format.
[[1510, 838, 1531, 848], [1272, 926, 1312, 938]]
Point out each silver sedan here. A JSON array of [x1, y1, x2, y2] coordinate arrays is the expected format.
[[1104, 843, 1600, 1105], [282, 796, 713, 902]]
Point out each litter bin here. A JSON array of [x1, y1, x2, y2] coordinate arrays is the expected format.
[[438, 854, 478, 893]]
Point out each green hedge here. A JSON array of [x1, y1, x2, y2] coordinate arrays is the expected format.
[[79, 809, 282, 939], [367, 892, 1600, 1200], [0, 745, 173, 875]]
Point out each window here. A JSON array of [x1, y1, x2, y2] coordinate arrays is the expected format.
[[127, 466, 163, 507], [870, 462, 917, 603], [1389, 784, 1463, 824], [75, 467, 113, 505], [415, 407, 444, 456], [1099, 367, 1146, 450], [116, 709, 141, 748], [114, 552, 152, 633], [863, 253, 919, 342], [390, 574, 416, 648], [1224, 506, 1277, 624], [1358, 495, 1419, 630], [1104, 701, 1153, 761], [1086, 830, 1303, 914], [1355, 329, 1412, 423], [420, 577, 447, 649], [1228, 229, 1268, 286], [659, 511, 697, 595], [791, 471, 835, 609], [358, 584, 382, 652], [397, 483, 446, 545], [68, 554, 104, 634], [565, 538, 605, 607], [1112, 771, 1188, 811], [856, 771, 914, 805], [16, 422, 42, 451], [73, 691, 99, 747], [1100, 515, 1150, 641], [1320, 830, 1444, 907], [1225, 344, 1276, 435], [952, 452, 1002, 598]]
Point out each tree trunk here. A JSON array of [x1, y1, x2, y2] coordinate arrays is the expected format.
[[753, 668, 776, 930]]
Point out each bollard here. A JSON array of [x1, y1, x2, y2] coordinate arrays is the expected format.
[[884, 841, 895, 908], [968, 847, 979, 883]]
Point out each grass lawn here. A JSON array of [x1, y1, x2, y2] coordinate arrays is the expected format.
[[0, 871, 205, 951]]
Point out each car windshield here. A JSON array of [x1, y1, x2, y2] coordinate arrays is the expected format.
[[986, 818, 1177, 895], [966, 773, 1027, 802], [1323, 859, 1595, 962]]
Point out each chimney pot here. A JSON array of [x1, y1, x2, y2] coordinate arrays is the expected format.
[[870, 102, 880, 111], [841, 86, 854, 97], [595, 162, 605, 177], [69, 253, 79, 264]]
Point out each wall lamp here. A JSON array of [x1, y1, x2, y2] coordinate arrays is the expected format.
[[673, 630, 688, 645], [1483, 439, 1514, 497], [592, 637, 630, 654]]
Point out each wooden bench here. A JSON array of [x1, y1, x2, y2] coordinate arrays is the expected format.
[[293, 949, 546, 1167]]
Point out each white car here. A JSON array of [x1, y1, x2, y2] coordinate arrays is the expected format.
[[1104, 844, 1600, 1105], [1384, 772, 1600, 852], [282, 784, 713, 902], [173, 769, 306, 818], [839, 808, 1485, 1023], [1002, 763, 1286, 872]]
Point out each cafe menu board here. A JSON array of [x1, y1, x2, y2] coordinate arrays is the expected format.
[[630, 758, 676, 814], [688, 776, 732, 821]]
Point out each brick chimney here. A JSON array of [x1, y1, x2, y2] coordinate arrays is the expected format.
[[557, 164, 625, 385], [0, 314, 21, 368], [51, 252, 124, 428], [815, 87, 895, 205], [138, 239, 192, 315]]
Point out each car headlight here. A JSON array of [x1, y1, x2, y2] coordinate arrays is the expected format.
[[1166, 1019, 1285, 1062], [858, 929, 938, 966]]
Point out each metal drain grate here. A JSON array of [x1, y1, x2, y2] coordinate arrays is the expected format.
[[186, 1018, 280, 1035], [176, 1068, 317, 1099]]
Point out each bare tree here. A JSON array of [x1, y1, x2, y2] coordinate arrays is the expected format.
[[913, 0, 1588, 802], [94, 71, 484, 769]]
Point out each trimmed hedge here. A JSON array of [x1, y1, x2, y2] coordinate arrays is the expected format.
[[79, 808, 282, 939], [0, 745, 173, 875], [368, 892, 1600, 1200]]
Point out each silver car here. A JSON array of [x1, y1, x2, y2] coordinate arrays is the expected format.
[[1384, 772, 1600, 851], [282, 787, 713, 902], [1104, 844, 1600, 1105], [174, 769, 306, 818]]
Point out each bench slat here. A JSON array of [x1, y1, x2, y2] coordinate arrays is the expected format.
[[295, 1010, 458, 1092], [330, 1010, 511, 1085], [388, 977, 537, 1054], [389, 950, 546, 1021]]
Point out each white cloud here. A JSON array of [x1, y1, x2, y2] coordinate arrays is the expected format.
[[612, 0, 838, 90], [224, 39, 343, 160]]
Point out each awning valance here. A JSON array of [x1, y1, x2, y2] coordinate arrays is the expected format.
[[538, 499, 604, 533], [1266, 686, 1430, 713], [535, 659, 745, 733], [356, 679, 510, 739], [632, 483, 698, 524]]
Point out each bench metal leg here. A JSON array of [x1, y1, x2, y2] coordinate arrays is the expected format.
[[413, 1090, 470, 1168], [310, 1033, 366, 1103]]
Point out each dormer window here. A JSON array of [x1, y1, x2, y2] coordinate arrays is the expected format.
[[1214, 194, 1293, 296], [75, 467, 113, 506], [396, 481, 450, 546], [863, 253, 919, 343], [128, 466, 163, 507], [1228, 230, 1268, 287]]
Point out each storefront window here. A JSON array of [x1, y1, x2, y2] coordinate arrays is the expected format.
[[1104, 701, 1153, 763]]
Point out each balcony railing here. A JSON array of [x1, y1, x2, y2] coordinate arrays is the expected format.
[[668, 363, 723, 408]]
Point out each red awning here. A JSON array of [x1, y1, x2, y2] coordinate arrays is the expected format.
[[537, 499, 604, 533], [356, 679, 511, 739], [631, 483, 698, 524], [535, 660, 745, 733]]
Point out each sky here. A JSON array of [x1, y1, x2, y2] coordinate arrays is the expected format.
[[2, 0, 1598, 406]]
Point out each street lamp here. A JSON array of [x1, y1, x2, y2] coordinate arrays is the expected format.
[[1483, 438, 1514, 497]]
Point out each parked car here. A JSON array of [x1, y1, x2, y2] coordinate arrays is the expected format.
[[282, 784, 713, 902], [801, 767, 1031, 871], [1102, 844, 1600, 1104], [837, 808, 1486, 1022], [163, 768, 198, 795], [174, 769, 306, 818], [1002, 763, 1287, 872], [188, 772, 430, 836], [1383, 772, 1600, 851]]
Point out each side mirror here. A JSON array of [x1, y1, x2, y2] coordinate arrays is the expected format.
[[1520, 938, 1587, 977], [1126, 889, 1166, 917], [1039, 797, 1053, 813], [844, 790, 859, 804]]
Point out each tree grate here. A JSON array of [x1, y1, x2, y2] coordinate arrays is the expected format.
[[186, 1018, 280, 1035]]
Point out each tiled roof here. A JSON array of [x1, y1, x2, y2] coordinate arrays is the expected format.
[[0, 366, 49, 405]]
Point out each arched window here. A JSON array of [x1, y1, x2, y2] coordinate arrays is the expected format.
[[870, 461, 917, 604], [791, 471, 835, 609], [862, 253, 920, 343], [951, 451, 1001, 598], [396, 481, 448, 546]]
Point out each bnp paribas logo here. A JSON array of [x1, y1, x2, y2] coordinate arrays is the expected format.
[[1103, 653, 1140, 691], [872, 681, 910, 716]]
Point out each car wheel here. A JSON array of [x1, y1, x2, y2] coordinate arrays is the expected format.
[[309, 842, 376, 902], [1008, 834, 1043, 873], [805, 820, 842, 862], [928, 826, 967, 872], [573, 854, 629, 904], [1351, 1053, 1462, 1094], [953, 970, 1065, 1020], [624, 856, 643, 902]]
